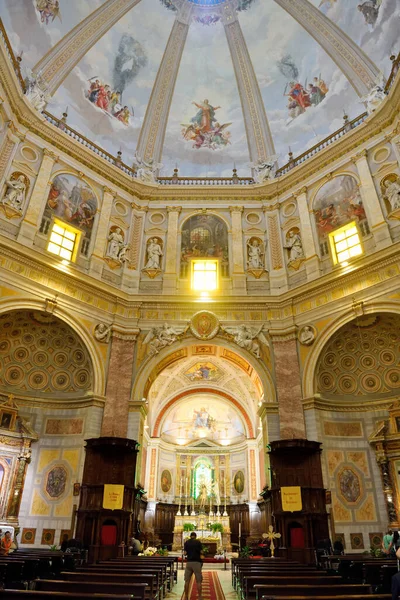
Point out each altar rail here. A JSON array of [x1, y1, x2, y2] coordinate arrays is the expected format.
[[0, 19, 398, 187]]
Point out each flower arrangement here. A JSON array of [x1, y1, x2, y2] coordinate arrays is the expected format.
[[183, 523, 196, 531], [142, 546, 157, 556], [209, 523, 223, 533]]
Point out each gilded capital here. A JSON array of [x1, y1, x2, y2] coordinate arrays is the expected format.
[[103, 186, 117, 197], [43, 148, 58, 162], [167, 206, 182, 214], [229, 206, 244, 214]]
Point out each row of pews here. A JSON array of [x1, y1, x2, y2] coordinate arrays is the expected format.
[[0, 552, 178, 600], [231, 557, 395, 600]]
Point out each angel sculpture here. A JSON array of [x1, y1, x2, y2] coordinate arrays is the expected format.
[[144, 323, 180, 355], [360, 76, 386, 115], [250, 155, 279, 184], [225, 324, 268, 359], [24, 70, 51, 112], [132, 153, 162, 184]]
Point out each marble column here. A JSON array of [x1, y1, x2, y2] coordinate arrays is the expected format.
[[17, 148, 58, 244], [263, 205, 288, 294], [353, 151, 392, 250], [229, 206, 246, 294], [273, 0, 381, 96], [136, 5, 192, 164], [89, 186, 116, 276], [34, 0, 143, 95], [295, 187, 321, 280], [146, 444, 159, 501], [163, 206, 181, 295], [101, 329, 139, 438], [223, 11, 275, 162], [270, 328, 306, 440]]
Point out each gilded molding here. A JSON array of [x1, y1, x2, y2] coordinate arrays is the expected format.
[[303, 395, 396, 413]]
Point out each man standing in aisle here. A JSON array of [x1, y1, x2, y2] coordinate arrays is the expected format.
[[183, 532, 203, 600]]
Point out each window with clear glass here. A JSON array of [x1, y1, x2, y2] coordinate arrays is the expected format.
[[47, 221, 79, 261], [191, 260, 218, 291], [329, 222, 363, 265]]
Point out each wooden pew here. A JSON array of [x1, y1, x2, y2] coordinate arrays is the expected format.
[[0, 592, 133, 600], [235, 567, 327, 591], [242, 575, 342, 598], [253, 584, 372, 600], [61, 571, 159, 600], [108, 557, 177, 588], [79, 564, 166, 598], [34, 579, 147, 600], [257, 596, 391, 600]]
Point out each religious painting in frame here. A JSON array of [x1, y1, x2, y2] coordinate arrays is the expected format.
[[41, 529, 55, 545], [160, 469, 172, 493], [59, 529, 71, 545], [21, 528, 36, 544], [369, 532, 383, 549], [0, 410, 14, 430], [350, 532, 364, 550], [233, 470, 245, 494]]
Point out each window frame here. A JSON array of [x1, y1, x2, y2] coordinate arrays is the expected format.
[[328, 220, 363, 266], [47, 218, 82, 262], [190, 258, 219, 292]]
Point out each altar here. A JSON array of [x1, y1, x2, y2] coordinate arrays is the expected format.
[[172, 513, 231, 552]]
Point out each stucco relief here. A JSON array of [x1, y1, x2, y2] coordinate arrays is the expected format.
[[337, 467, 362, 504]]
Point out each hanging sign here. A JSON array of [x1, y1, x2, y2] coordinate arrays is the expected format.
[[103, 484, 124, 510], [281, 486, 302, 512]]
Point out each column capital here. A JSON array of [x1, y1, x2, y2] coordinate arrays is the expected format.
[[351, 149, 368, 163], [43, 148, 59, 162], [103, 186, 117, 197], [269, 325, 297, 342], [167, 206, 182, 214], [293, 186, 307, 199], [111, 326, 140, 341], [262, 203, 279, 213], [229, 205, 244, 214]]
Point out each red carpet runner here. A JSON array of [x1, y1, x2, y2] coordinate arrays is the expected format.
[[182, 571, 225, 600]]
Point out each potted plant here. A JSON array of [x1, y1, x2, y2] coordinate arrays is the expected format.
[[210, 523, 223, 534], [240, 545, 251, 558], [183, 523, 196, 531]]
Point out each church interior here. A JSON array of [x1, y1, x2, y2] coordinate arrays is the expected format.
[[0, 0, 400, 594]]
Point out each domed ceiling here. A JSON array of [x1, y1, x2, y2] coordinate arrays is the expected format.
[[1, 0, 398, 176]]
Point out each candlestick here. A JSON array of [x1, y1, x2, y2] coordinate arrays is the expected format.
[[184, 477, 189, 516]]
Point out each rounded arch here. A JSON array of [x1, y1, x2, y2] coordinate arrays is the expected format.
[[0, 298, 105, 396], [152, 387, 255, 438], [180, 211, 230, 231], [302, 300, 400, 398], [310, 171, 361, 209], [49, 168, 100, 205], [132, 335, 276, 405]]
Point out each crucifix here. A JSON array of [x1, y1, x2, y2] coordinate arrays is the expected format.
[[263, 525, 281, 557]]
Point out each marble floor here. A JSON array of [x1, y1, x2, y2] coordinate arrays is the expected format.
[[167, 566, 236, 600]]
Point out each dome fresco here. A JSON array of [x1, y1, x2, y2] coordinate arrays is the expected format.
[[1, 0, 398, 177]]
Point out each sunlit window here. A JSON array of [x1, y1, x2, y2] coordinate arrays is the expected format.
[[47, 221, 80, 262], [191, 260, 218, 292], [329, 221, 363, 265]]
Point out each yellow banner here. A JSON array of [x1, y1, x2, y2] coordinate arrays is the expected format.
[[281, 486, 302, 512], [103, 484, 124, 510]]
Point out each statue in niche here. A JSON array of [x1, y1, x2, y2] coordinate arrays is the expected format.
[[106, 226, 128, 263], [144, 323, 180, 355], [298, 325, 316, 346], [284, 228, 305, 270], [382, 176, 400, 212], [24, 71, 51, 112], [1, 173, 28, 215], [94, 323, 111, 343], [145, 238, 163, 269], [224, 324, 268, 359], [247, 238, 264, 269]]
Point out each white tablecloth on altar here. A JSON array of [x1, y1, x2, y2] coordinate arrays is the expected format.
[[183, 530, 222, 544]]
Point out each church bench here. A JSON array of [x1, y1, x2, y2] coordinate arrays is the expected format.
[[381, 564, 398, 593], [84, 564, 167, 597], [33, 579, 147, 600], [61, 570, 159, 600], [234, 568, 326, 591], [108, 557, 177, 588], [0, 592, 134, 599], [242, 575, 342, 598], [258, 595, 391, 600], [253, 584, 372, 600]]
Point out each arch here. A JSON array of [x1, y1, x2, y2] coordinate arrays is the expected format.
[[310, 171, 361, 209], [302, 300, 400, 398], [180, 211, 230, 231], [0, 298, 105, 396], [132, 336, 275, 406], [152, 387, 255, 438]]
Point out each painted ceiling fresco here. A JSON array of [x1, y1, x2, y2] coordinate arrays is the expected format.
[[0, 0, 398, 176]]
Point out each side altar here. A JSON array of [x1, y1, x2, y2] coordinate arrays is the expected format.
[[172, 513, 231, 552]]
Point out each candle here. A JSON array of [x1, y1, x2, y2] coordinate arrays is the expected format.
[[238, 522, 241, 538]]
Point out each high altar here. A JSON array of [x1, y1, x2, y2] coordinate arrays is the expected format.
[[172, 512, 232, 552]]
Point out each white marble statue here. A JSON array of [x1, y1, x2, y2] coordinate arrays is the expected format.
[[251, 155, 278, 184], [247, 239, 264, 269], [133, 153, 162, 184], [284, 230, 304, 263], [25, 71, 51, 112], [383, 178, 400, 211], [145, 238, 163, 269], [94, 323, 111, 343], [106, 227, 126, 261], [225, 324, 268, 359], [361, 80, 386, 115], [144, 323, 180, 355], [212, 481, 221, 506], [298, 325, 316, 346], [2, 175, 27, 211]]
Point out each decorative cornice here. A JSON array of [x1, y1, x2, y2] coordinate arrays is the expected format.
[[303, 395, 396, 413], [269, 325, 297, 342]]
